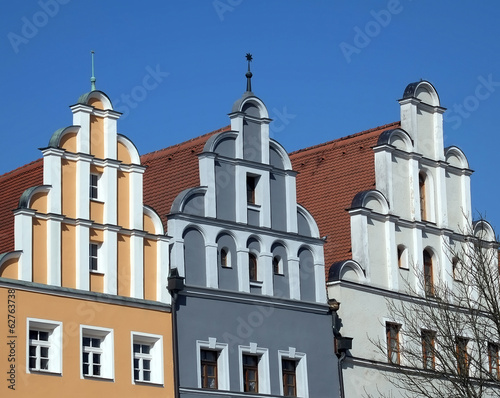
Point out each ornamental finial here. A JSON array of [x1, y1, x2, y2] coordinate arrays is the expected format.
[[90, 50, 96, 91], [245, 53, 253, 93]]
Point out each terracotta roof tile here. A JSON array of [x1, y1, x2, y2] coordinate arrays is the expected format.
[[141, 126, 231, 229], [0, 159, 43, 254], [290, 121, 400, 279]]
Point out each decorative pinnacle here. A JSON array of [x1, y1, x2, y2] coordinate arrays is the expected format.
[[90, 50, 96, 91], [245, 53, 253, 93]]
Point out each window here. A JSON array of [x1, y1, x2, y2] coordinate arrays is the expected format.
[[246, 175, 258, 204], [197, 339, 229, 390], [249, 253, 258, 281], [423, 250, 434, 297], [89, 243, 99, 271], [397, 245, 408, 269], [273, 256, 282, 275], [488, 342, 500, 379], [201, 350, 218, 389], [421, 330, 436, 370], [81, 326, 113, 379], [132, 333, 163, 384], [90, 173, 99, 200], [239, 345, 270, 394], [278, 349, 308, 397], [456, 337, 469, 376], [282, 359, 297, 396], [82, 336, 102, 377], [452, 257, 461, 281], [220, 248, 229, 268], [243, 354, 259, 392], [386, 323, 400, 364], [27, 319, 62, 374], [419, 172, 427, 220]]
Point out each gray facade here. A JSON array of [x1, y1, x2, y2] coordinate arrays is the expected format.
[[168, 84, 340, 397]]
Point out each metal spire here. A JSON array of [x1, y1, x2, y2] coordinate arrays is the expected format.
[[90, 50, 96, 91], [245, 53, 253, 93]]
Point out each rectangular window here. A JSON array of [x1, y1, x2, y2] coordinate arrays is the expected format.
[[386, 323, 400, 364], [246, 175, 258, 204], [489, 342, 500, 379], [134, 343, 152, 382], [29, 330, 50, 371], [421, 330, 436, 370], [131, 332, 163, 385], [243, 354, 259, 392], [90, 173, 99, 200], [82, 336, 102, 377], [89, 243, 99, 271], [282, 359, 297, 397], [27, 319, 62, 374], [81, 326, 113, 379], [456, 337, 469, 376], [201, 350, 218, 389]]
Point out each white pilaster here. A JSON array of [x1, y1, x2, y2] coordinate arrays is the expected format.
[[199, 155, 216, 218], [76, 156, 91, 220], [103, 227, 118, 295], [46, 216, 62, 286], [102, 161, 118, 225], [285, 173, 298, 233], [260, 251, 273, 296], [14, 209, 34, 281], [129, 167, 144, 229], [206, 242, 218, 289], [75, 219, 91, 290], [288, 256, 300, 300], [237, 248, 250, 293], [42, 149, 63, 214]]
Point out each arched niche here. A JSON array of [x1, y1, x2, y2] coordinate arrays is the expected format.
[[182, 227, 206, 287], [298, 246, 316, 302]]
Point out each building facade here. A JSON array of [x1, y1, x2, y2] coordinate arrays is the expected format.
[[0, 90, 174, 396], [143, 79, 340, 396], [291, 81, 499, 397]]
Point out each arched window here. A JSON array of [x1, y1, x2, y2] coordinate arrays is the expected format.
[[220, 248, 229, 268], [249, 253, 258, 281], [419, 173, 427, 221], [397, 245, 408, 269], [273, 256, 282, 275], [452, 257, 460, 281], [423, 250, 434, 297]]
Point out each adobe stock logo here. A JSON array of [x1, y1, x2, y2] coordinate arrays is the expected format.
[[213, 0, 243, 21], [8, 0, 71, 54], [444, 74, 500, 130], [339, 0, 406, 64]]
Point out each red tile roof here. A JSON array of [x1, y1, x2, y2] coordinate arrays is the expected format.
[[0, 159, 43, 254], [290, 122, 400, 277], [141, 126, 231, 227], [0, 119, 399, 285]]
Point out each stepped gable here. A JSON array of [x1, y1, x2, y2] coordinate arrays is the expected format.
[[141, 126, 231, 228], [0, 159, 43, 254], [290, 121, 400, 276]]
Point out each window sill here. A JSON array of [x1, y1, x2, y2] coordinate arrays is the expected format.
[[28, 370, 61, 376], [250, 280, 263, 287], [134, 380, 164, 387], [90, 198, 104, 204], [83, 375, 114, 382], [90, 270, 105, 275], [247, 203, 261, 210]]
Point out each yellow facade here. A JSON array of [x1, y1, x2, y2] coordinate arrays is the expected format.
[[0, 286, 174, 397], [0, 90, 173, 396]]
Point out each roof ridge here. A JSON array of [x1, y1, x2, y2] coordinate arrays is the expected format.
[[0, 158, 43, 180], [290, 121, 400, 156], [141, 125, 231, 161]]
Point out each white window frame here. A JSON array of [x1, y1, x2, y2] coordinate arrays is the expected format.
[[238, 344, 270, 394], [196, 338, 229, 390], [26, 318, 62, 374], [80, 325, 114, 380], [278, 348, 309, 398], [219, 246, 232, 268], [131, 332, 164, 385]]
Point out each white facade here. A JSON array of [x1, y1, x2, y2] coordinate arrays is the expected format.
[[327, 81, 499, 397]]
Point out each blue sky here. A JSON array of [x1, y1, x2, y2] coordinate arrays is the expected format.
[[1, 1, 500, 231]]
